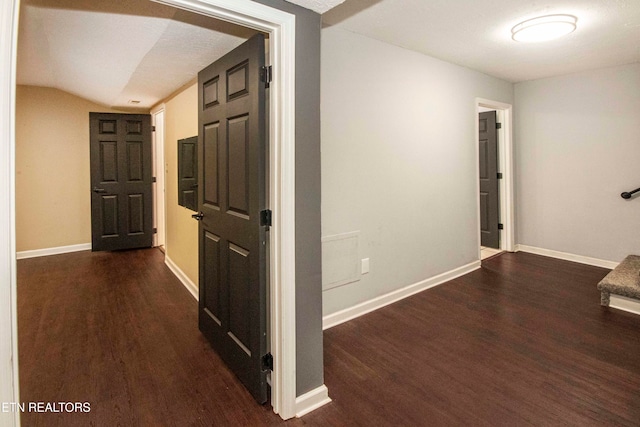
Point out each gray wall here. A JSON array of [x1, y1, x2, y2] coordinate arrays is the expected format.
[[250, 0, 324, 397], [321, 27, 513, 315], [515, 63, 640, 262]]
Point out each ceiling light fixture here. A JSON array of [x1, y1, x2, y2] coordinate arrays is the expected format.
[[511, 14, 577, 42]]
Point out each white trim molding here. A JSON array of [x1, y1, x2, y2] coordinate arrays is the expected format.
[[150, 106, 166, 249], [295, 384, 331, 418], [152, 0, 298, 419], [609, 295, 640, 316], [516, 244, 618, 270], [0, 0, 20, 425], [323, 261, 481, 330], [17, 243, 91, 260], [165, 255, 199, 300]]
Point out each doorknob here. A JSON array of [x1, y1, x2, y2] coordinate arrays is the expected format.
[[192, 212, 204, 221], [93, 187, 107, 193]]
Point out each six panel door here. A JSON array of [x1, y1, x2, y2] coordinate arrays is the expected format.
[[479, 110, 500, 249], [90, 113, 153, 251], [196, 34, 268, 403]]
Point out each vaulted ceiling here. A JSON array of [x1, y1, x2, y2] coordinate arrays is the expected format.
[[16, 0, 640, 110], [17, 0, 257, 109]]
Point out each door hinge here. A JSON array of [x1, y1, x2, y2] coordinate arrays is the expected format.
[[498, 223, 504, 230], [261, 353, 273, 371], [152, 176, 157, 183], [260, 209, 272, 228], [496, 122, 502, 129], [153, 227, 157, 234], [497, 172, 503, 180], [152, 125, 156, 132], [261, 65, 272, 89]]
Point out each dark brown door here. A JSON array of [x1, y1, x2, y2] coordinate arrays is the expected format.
[[90, 113, 153, 252], [479, 111, 500, 249], [196, 34, 268, 403]]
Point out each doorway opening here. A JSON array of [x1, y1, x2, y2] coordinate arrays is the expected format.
[[476, 98, 515, 261], [4, 0, 300, 420]]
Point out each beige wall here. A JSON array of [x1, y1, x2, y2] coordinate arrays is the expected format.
[[15, 86, 126, 252], [162, 83, 199, 285], [16, 83, 199, 284]]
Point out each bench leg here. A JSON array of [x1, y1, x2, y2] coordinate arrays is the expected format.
[[600, 290, 610, 307]]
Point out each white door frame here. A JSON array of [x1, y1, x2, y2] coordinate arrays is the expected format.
[[151, 105, 166, 248], [476, 98, 515, 256], [0, 0, 299, 422], [0, 0, 20, 424]]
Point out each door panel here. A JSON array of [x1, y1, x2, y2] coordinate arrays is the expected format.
[[203, 123, 220, 207], [127, 142, 143, 181], [128, 194, 145, 234], [479, 111, 500, 249], [228, 116, 249, 216], [90, 113, 153, 251], [101, 196, 118, 236], [197, 34, 268, 403], [203, 232, 221, 323]]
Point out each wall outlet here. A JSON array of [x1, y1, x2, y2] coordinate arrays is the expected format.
[[361, 258, 370, 274]]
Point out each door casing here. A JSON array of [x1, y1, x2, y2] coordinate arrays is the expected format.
[[1, 1, 20, 425], [151, 105, 166, 248], [475, 98, 515, 256], [1, 0, 300, 421]]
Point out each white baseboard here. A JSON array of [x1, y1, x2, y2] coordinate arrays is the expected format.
[[322, 260, 481, 330], [165, 255, 198, 300], [610, 294, 640, 316], [295, 384, 331, 417], [16, 243, 92, 260], [516, 245, 618, 270]]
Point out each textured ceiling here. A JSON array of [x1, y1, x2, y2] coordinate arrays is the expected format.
[[17, 0, 640, 108], [285, 0, 346, 14], [323, 0, 640, 83], [17, 0, 257, 109]]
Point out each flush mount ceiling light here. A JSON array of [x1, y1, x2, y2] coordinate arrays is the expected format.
[[511, 14, 577, 42]]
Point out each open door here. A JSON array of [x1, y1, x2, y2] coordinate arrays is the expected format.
[[194, 33, 269, 403], [90, 113, 153, 251], [479, 110, 500, 249]]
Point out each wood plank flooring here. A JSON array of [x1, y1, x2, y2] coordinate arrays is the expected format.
[[18, 249, 640, 426], [18, 249, 286, 426]]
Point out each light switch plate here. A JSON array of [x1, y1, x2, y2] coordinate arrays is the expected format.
[[361, 258, 370, 274]]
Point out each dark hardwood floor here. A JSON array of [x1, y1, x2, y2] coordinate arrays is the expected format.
[[18, 249, 287, 426], [18, 249, 640, 426]]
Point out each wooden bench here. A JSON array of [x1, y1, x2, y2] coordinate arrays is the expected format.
[[598, 255, 640, 306]]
